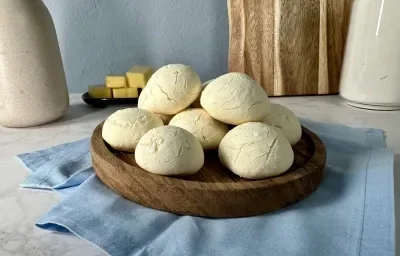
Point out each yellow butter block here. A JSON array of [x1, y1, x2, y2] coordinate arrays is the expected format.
[[126, 66, 153, 88], [88, 85, 112, 98], [112, 87, 139, 98], [106, 76, 127, 88]]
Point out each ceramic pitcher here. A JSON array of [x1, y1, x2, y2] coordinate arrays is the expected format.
[[0, 0, 69, 127], [340, 0, 400, 110]]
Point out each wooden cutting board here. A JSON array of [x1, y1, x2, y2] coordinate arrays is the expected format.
[[228, 0, 353, 96], [91, 122, 326, 218]]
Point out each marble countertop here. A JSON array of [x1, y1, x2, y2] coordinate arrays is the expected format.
[[0, 94, 398, 255]]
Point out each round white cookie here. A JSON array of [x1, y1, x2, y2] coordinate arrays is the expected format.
[[218, 122, 294, 179], [135, 126, 204, 176], [192, 79, 213, 108], [102, 108, 163, 152], [169, 108, 229, 150], [200, 73, 270, 125], [138, 64, 202, 115], [262, 103, 302, 145]]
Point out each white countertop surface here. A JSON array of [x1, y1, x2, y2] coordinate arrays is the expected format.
[[0, 94, 398, 255]]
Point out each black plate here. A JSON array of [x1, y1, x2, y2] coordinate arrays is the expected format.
[[82, 92, 138, 108]]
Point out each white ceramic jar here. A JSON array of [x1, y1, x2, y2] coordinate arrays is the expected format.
[[0, 0, 69, 127], [340, 0, 400, 110]]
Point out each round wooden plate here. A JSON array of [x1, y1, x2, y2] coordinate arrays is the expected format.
[[91, 123, 326, 218]]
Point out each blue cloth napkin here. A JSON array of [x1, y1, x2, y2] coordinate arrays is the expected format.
[[19, 119, 395, 256]]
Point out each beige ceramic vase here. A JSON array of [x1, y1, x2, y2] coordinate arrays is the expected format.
[[0, 0, 69, 128]]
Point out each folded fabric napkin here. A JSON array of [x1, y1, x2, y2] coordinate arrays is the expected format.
[[19, 119, 395, 256]]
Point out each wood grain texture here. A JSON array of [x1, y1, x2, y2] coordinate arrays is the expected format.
[[91, 123, 326, 218], [228, 0, 275, 95], [278, 0, 320, 95], [326, 0, 353, 94], [228, 0, 353, 96], [319, 0, 329, 94]]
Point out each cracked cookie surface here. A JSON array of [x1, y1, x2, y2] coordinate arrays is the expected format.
[[262, 103, 302, 145], [135, 126, 204, 176], [169, 108, 229, 150], [138, 64, 202, 115], [218, 122, 294, 179], [102, 108, 163, 152], [200, 73, 270, 125]]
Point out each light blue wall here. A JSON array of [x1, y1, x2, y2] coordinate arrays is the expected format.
[[43, 0, 229, 93]]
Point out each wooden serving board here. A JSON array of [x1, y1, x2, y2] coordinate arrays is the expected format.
[[228, 0, 353, 96], [91, 123, 326, 218]]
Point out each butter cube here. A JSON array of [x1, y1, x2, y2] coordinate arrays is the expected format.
[[112, 87, 139, 98], [106, 76, 127, 88], [88, 85, 112, 98], [126, 66, 153, 88]]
